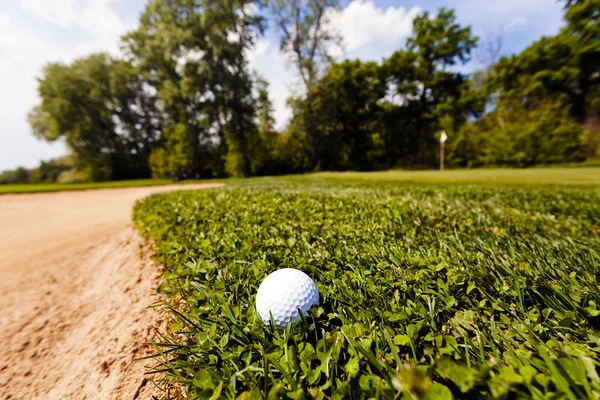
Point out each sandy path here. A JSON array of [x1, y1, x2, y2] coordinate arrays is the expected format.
[[0, 183, 222, 400]]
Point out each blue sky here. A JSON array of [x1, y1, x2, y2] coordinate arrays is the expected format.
[[0, 0, 564, 171]]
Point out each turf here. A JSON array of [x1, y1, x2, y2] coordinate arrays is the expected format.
[[2, 167, 597, 194], [312, 167, 600, 186], [0, 179, 219, 195], [133, 172, 600, 398]]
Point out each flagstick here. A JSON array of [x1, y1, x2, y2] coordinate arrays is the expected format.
[[440, 142, 444, 171], [439, 131, 447, 171]]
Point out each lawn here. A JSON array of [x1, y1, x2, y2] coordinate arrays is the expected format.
[[133, 170, 600, 398], [312, 167, 600, 186], [0, 178, 220, 195], [2, 167, 597, 194]]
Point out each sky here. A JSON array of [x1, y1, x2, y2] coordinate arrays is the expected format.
[[0, 0, 565, 171]]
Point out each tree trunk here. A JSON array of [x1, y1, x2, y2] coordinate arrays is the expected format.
[[571, 92, 587, 124]]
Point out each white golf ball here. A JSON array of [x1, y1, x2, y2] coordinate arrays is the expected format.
[[256, 268, 319, 330]]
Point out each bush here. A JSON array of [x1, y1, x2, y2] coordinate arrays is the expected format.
[[56, 169, 85, 184], [0, 167, 31, 184]]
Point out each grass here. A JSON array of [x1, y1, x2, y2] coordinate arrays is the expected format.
[[2, 167, 597, 194], [133, 172, 600, 399], [312, 167, 600, 186], [0, 179, 220, 195]]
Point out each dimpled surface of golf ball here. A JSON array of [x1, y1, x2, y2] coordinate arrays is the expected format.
[[256, 268, 319, 330]]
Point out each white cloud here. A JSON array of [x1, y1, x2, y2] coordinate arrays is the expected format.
[[21, 0, 77, 28], [21, 0, 126, 32], [0, 0, 134, 170], [450, 0, 563, 36], [20, 0, 132, 56], [504, 17, 529, 31], [327, 0, 421, 55]]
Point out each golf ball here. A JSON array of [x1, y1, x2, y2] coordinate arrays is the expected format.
[[256, 268, 319, 330]]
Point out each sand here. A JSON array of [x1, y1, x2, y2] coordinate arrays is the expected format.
[[0, 183, 222, 400]]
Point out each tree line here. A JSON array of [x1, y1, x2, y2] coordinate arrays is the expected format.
[[2, 0, 597, 184]]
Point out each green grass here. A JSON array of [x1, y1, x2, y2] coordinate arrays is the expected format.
[[133, 173, 600, 399], [2, 167, 597, 194], [0, 179, 220, 195], [312, 167, 600, 186]]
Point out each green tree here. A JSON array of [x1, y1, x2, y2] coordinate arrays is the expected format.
[[270, 0, 343, 169], [270, 0, 342, 90], [108, 59, 161, 177], [30, 56, 113, 181], [37, 158, 71, 183], [124, 0, 263, 178], [29, 54, 158, 181], [491, 0, 600, 123], [382, 8, 481, 167], [123, 0, 216, 177], [449, 97, 587, 167], [308, 60, 386, 170], [247, 76, 280, 175], [149, 123, 195, 178], [0, 167, 31, 184], [211, 0, 264, 177]]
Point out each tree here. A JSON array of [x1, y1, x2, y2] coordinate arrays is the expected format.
[[192, 0, 266, 177], [270, 0, 343, 168], [31, 55, 114, 181], [477, 33, 503, 72], [449, 96, 587, 167], [123, 0, 264, 177], [383, 8, 481, 167], [307, 60, 386, 170], [247, 76, 279, 175], [149, 123, 195, 178], [37, 158, 71, 183], [270, 0, 342, 90], [123, 0, 217, 177], [472, 32, 503, 105], [108, 59, 162, 177], [29, 54, 158, 181], [491, 0, 600, 123], [0, 167, 30, 185]]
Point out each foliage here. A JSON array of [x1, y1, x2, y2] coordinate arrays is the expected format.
[[489, 0, 600, 124], [134, 177, 600, 398], [288, 8, 483, 171], [0, 167, 31, 185], [270, 0, 342, 90], [29, 0, 274, 181], [37, 157, 73, 183], [0, 156, 74, 185], [382, 8, 483, 168], [307, 60, 386, 171], [247, 77, 281, 176], [449, 98, 589, 167], [24, 1, 599, 183], [30, 54, 160, 181], [124, 0, 265, 178], [269, 0, 344, 169], [273, 125, 314, 174], [149, 124, 195, 178], [56, 169, 85, 184]]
